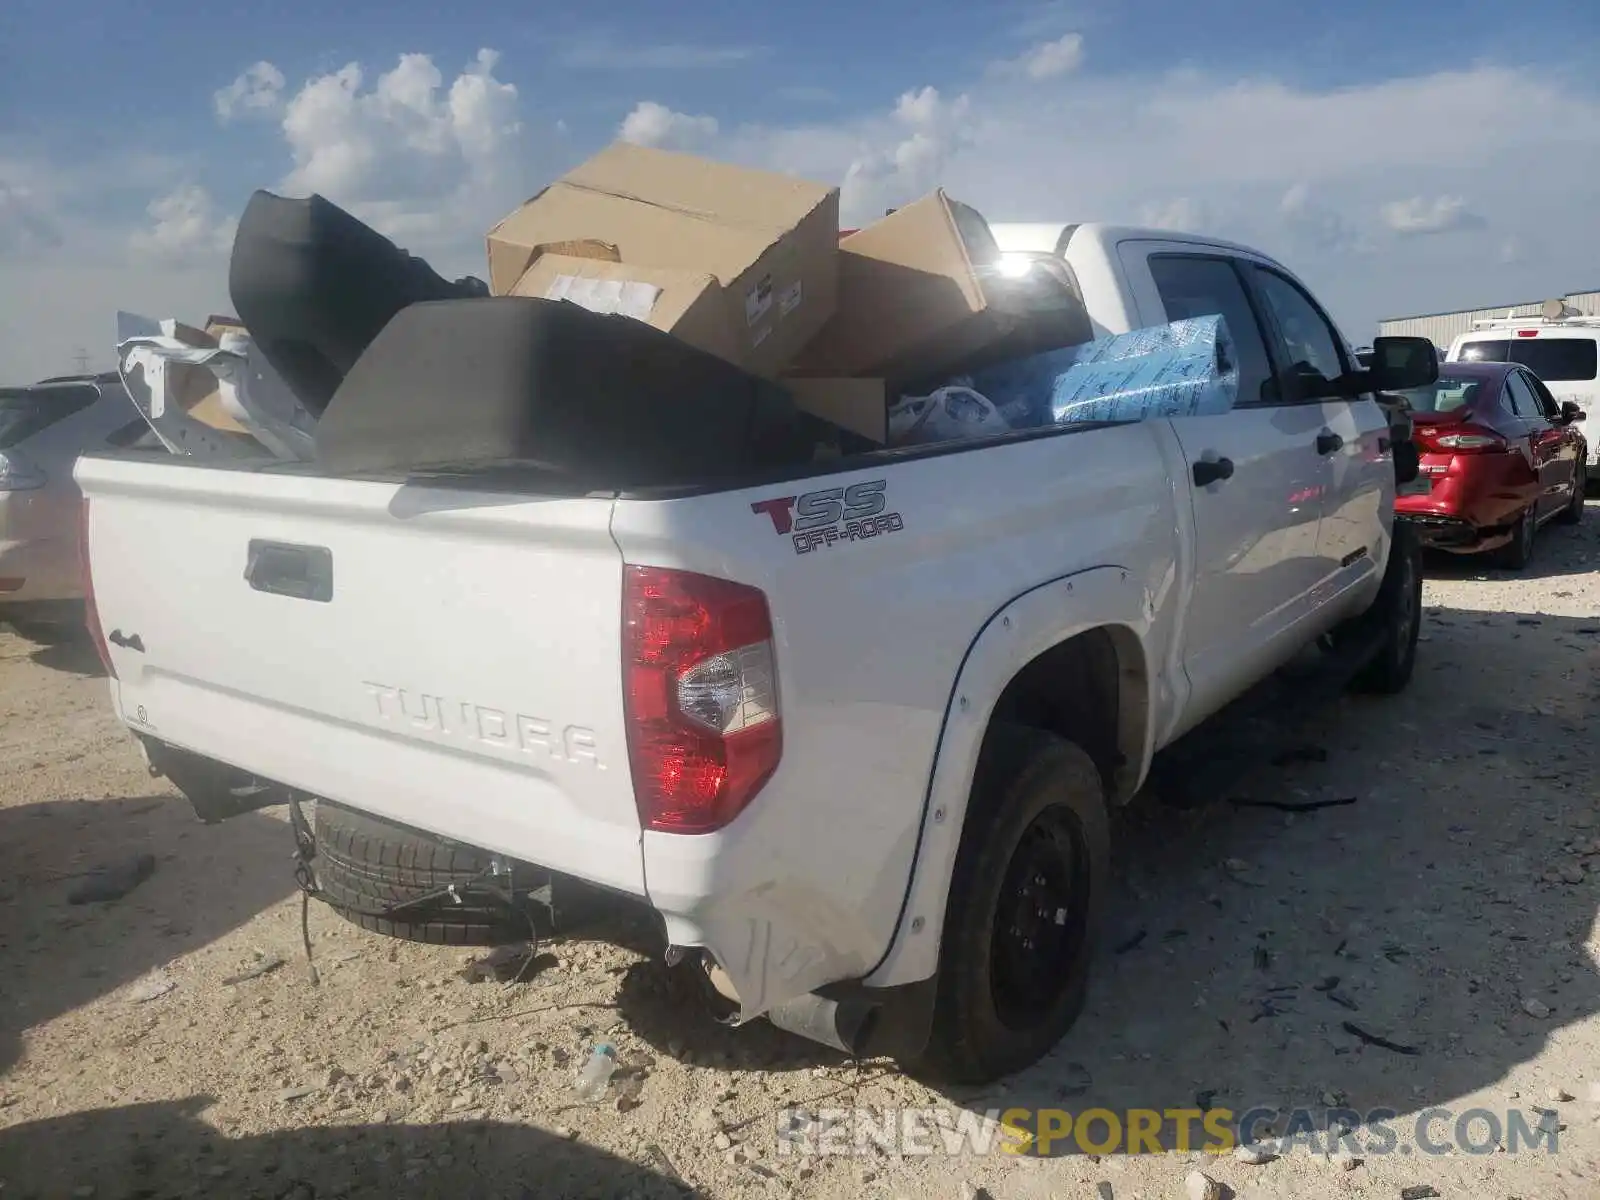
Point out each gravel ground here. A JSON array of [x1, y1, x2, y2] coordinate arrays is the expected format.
[[3, 512, 1600, 1199]]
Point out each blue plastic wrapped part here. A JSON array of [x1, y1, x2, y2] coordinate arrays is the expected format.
[[963, 314, 1240, 430]]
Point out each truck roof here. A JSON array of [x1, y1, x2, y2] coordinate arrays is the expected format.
[[990, 222, 1271, 262]]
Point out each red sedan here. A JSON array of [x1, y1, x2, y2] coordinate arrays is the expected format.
[[1396, 361, 1587, 569]]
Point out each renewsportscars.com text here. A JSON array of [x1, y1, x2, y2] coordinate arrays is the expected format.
[[772, 1105, 1563, 1158]]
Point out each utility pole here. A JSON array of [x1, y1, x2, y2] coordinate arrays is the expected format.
[[72, 347, 90, 374]]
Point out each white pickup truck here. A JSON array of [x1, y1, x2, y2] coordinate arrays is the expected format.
[[77, 223, 1437, 1083]]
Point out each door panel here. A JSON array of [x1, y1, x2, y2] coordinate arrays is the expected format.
[[1120, 241, 1334, 719], [1243, 264, 1390, 612], [1507, 370, 1564, 516]]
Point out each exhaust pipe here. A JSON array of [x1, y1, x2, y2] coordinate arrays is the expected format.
[[765, 993, 878, 1057], [684, 949, 878, 1056]]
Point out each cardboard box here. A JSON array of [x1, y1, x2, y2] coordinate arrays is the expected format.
[[792, 189, 1059, 382], [487, 142, 840, 377], [782, 376, 888, 442], [510, 250, 738, 365]]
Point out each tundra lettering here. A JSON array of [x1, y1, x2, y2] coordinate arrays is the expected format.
[[363, 683, 602, 767]]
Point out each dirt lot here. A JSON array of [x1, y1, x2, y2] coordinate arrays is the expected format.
[[4, 517, 1600, 1200]]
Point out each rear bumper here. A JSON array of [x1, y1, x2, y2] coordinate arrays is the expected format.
[[1397, 512, 1511, 553], [0, 537, 81, 604]]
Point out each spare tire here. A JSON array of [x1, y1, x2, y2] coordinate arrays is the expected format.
[[312, 802, 528, 946]]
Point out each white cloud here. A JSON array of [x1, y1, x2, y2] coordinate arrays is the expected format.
[[1279, 182, 1370, 254], [1380, 194, 1484, 236], [1137, 197, 1212, 233], [618, 101, 719, 151], [280, 49, 518, 195], [128, 185, 236, 263], [0, 181, 62, 255], [993, 33, 1086, 81], [214, 61, 286, 121], [830, 87, 975, 223]]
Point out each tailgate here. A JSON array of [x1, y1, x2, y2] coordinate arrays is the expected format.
[[76, 455, 644, 894]]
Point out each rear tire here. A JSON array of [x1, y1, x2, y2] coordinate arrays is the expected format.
[[910, 725, 1110, 1085], [1350, 522, 1424, 695], [312, 803, 527, 946], [1496, 504, 1537, 570], [1556, 463, 1586, 525]]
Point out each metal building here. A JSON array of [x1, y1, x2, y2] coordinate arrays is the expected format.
[[1378, 290, 1600, 348]]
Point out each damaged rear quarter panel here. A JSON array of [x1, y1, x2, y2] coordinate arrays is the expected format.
[[609, 421, 1177, 1019]]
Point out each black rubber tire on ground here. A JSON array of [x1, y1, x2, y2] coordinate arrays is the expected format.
[[1497, 504, 1537, 570], [312, 802, 527, 946], [910, 724, 1110, 1085], [1348, 521, 1425, 695], [1556, 462, 1587, 525]]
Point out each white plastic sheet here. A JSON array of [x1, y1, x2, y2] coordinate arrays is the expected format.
[[115, 312, 316, 461]]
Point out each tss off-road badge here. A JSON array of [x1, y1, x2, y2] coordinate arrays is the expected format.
[[751, 479, 905, 555]]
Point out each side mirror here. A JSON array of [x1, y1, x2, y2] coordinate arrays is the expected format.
[[1561, 401, 1586, 424], [1367, 336, 1439, 392]]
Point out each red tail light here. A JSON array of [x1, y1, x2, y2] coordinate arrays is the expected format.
[[77, 499, 115, 678], [1414, 423, 1506, 454], [623, 566, 781, 834]]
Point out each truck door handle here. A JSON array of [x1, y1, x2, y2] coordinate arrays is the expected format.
[[1192, 457, 1235, 487], [1316, 431, 1344, 455], [245, 539, 334, 603], [107, 629, 144, 653]]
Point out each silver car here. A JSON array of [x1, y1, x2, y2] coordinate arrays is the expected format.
[[0, 373, 155, 638]]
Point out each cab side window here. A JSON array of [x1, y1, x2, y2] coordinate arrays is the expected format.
[[1504, 371, 1541, 421], [1245, 266, 1350, 402], [1147, 254, 1277, 407], [1522, 372, 1562, 421]]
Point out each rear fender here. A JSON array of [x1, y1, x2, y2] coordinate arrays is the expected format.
[[862, 566, 1154, 990]]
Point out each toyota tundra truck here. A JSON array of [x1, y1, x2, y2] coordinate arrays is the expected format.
[[75, 223, 1436, 1083]]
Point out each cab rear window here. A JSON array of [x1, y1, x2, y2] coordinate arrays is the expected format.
[[1456, 338, 1598, 382], [0, 385, 98, 449]]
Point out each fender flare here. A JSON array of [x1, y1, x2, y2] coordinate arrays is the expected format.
[[863, 565, 1156, 990]]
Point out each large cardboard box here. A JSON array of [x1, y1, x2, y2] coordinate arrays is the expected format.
[[792, 190, 1046, 381], [509, 247, 738, 365], [487, 143, 840, 377], [782, 376, 888, 442]]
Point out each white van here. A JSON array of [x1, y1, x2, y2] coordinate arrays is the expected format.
[[1447, 303, 1600, 468]]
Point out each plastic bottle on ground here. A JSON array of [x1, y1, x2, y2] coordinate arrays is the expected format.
[[573, 1043, 617, 1102]]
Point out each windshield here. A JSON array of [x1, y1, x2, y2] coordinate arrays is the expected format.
[[0, 385, 98, 449], [1455, 337, 1599, 382], [1399, 377, 1482, 414]]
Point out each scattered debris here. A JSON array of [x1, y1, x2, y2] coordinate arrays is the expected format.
[[1114, 929, 1148, 954], [1194, 1089, 1217, 1110], [68, 852, 156, 904], [1096, 1184, 1115, 1200], [1185, 1169, 1223, 1200], [1327, 990, 1360, 1011], [1231, 795, 1357, 813], [1522, 997, 1554, 1020], [1235, 1140, 1278, 1164], [1547, 1086, 1575, 1103], [127, 972, 176, 1003], [1329, 1150, 1362, 1172], [1056, 1062, 1093, 1097], [277, 1086, 319, 1102], [1313, 976, 1341, 992], [1343, 1022, 1419, 1055], [1399, 1187, 1440, 1200], [461, 942, 542, 983], [222, 954, 286, 985]]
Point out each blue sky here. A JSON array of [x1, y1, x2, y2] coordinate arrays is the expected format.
[[3, 0, 1600, 378]]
